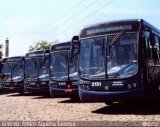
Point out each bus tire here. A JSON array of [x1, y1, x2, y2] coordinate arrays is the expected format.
[[19, 88, 24, 95], [19, 91, 24, 95], [70, 96, 80, 101], [105, 101, 113, 106]]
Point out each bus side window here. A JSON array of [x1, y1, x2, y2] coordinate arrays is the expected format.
[[159, 36, 160, 55], [151, 34, 160, 63], [144, 32, 152, 59], [155, 35, 160, 62]]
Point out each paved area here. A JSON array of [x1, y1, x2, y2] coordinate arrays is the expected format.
[[0, 92, 160, 125]]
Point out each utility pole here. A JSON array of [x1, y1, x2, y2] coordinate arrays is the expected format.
[[5, 38, 9, 57]]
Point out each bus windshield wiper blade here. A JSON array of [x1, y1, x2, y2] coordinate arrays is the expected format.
[[108, 31, 125, 47], [91, 36, 105, 56], [91, 36, 104, 47], [30, 76, 38, 80]]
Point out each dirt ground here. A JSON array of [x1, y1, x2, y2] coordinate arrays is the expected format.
[[0, 92, 160, 126]]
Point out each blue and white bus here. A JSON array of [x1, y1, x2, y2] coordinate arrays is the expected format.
[[72, 19, 160, 104], [24, 50, 50, 94], [49, 41, 78, 98]]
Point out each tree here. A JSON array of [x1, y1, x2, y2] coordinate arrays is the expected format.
[[29, 40, 58, 52], [0, 44, 3, 59]]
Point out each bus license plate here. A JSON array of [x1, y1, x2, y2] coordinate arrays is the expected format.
[[9, 87, 14, 90], [65, 89, 72, 93]]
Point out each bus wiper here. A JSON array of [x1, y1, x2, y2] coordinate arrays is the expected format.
[[91, 36, 105, 56], [70, 50, 78, 60], [29, 75, 38, 80], [91, 36, 104, 46], [31, 58, 38, 66], [108, 31, 125, 47]]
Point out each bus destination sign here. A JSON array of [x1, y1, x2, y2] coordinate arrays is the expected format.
[[86, 25, 132, 36]]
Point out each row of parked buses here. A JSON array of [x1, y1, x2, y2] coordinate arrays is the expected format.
[[1, 19, 160, 105], [0, 41, 79, 99]]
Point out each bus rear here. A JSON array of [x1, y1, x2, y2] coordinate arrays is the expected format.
[[73, 19, 160, 104]]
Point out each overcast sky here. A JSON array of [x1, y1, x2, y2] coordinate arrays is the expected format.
[[0, 0, 160, 57]]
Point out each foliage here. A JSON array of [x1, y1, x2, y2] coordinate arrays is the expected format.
[[29, 40, 59, 52]]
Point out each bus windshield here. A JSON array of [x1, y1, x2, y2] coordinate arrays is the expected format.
[[25, 58, 38, 79], [2, 62, 24, 81], [51, 51, 68, 81], [39, 56, 50, 80], [12, 62, 24, 80], [2, 63, 11, 80], [80, 32, 138, 79]]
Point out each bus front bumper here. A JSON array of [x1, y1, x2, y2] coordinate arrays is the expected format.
[[1, 82, 24, 93], [49, 87, 78, 97], [79, 88, 144, 102], [24, 86, 49, 93], [2, 87, 23, 93]]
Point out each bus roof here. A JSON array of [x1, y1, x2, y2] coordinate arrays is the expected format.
[[51, 41, 71, 52], [2, 56, 24, 62], [25, 50, 46, 57], [80, 19, 160, 38]]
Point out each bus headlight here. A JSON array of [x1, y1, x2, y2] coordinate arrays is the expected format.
[[5, 83, 10, 86], [82, 85, 85, 89], [14, 83, 18, 85], [132, 83, 137, 88], [128, 84, 132, 89], [72, 82, 78, 86], [50, 84, 54, 87], [41, 82, 47, 85], [86, 85, 90, 90]]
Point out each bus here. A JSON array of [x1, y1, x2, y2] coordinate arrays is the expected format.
[[0, 59, 3, 91], [24, 50, 50, 94], [71, 19, 160, 104], [49, 41, 78, 98], [0, 56, 25, 94]]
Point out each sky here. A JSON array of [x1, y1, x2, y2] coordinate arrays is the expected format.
[[0, 0, 160, 57]]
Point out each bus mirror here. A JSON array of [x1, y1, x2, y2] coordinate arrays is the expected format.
[[150, 33, 155, 45], [107, 56, 111, 69], [72, 36, 79, 45], [70, 36, 79, 56], [20, 63, 23, 68], [20, 57, 24, 68], [25, 74, 29, 78], [152, 48, 158, 61], [79, 68, 82, 75], [43, 49, 50, 62]]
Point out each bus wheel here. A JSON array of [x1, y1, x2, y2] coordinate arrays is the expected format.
[[19, 88, 24, 95], [0, 83, 3, 92], [105, 101, 113, 106], [70, 96, 80, 101], [19, 90, 24, 95]]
